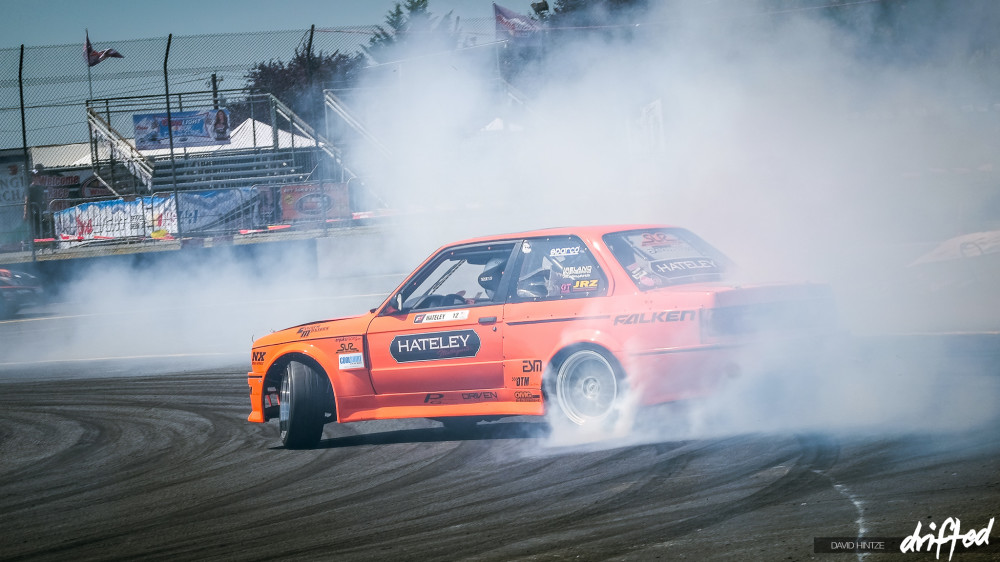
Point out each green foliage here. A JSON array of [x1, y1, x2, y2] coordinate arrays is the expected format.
[[363, 0, 461, 64], [233, 42, 366, 134]]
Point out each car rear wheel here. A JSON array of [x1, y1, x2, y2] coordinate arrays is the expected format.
[[278, 361, 327, 449], [550, 349, 621, 426]]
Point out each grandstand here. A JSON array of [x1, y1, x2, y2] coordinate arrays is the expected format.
[[0, 16, 502, 260]]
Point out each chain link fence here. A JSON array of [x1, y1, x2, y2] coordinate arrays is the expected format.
[[0, 18, 496, 257]]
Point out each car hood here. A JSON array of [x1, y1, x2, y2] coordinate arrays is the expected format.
[[253, 313, 373, 348]]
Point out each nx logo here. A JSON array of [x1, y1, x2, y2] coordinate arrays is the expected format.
[[251, 351, 266, 363]]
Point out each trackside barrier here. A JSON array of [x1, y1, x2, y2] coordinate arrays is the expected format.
[[0, 183, 388, 257], [152, 188, 259, 238]]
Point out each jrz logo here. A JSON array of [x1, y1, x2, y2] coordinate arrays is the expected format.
[[297, 325, 329, 338], [572, 279, 598, 291], [512, 376, 530, 386], [522, 360, 542, 373], [337, 342, 358, 353], [251, 351, 266, 363]]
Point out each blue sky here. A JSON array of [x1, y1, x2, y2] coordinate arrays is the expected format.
[[1, 0, 509, 49]]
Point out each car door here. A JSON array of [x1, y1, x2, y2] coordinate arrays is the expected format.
[[365, 241, 517, 395], [502, 236, 612, 384]]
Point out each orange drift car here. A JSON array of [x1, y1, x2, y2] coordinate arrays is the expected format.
[[248, 225, 836, 447]]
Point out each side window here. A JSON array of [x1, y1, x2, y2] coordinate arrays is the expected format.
[[512, 236, 607, 302], [395, 243, 514, 312]]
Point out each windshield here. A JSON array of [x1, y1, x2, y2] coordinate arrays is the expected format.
[[603, 228, 731, 290]]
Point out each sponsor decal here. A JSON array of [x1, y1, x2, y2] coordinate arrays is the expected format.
[[515, 391, 541, 403], [511, 376, 530, 386], [461, 392, 498, 401], [561, 265, 593, 279], [390, 330, 481, 363], [571, 279, 598, 291], [297, 325, 330, 338], [549, 246, 581, 257], [413, 309, 469, 324], [521, 360, 542, 373], [522, 241, 532, 254], [338, 352, 365, 370], [651, 258, 718, 275], [613, 310, 696, 325], [641, 232, 673, 247], [337, 342, 359, 353], [251, 351, 266, 363], [422, 392, 497, 403]]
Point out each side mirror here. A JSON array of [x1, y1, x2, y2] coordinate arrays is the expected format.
[[382, 292, 405, 315]]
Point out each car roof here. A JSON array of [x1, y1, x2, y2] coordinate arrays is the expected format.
[[447, 224, 676, 247]]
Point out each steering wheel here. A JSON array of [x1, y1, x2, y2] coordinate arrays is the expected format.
[[440, 293, 468, 306], [412, 293, 467, 310]]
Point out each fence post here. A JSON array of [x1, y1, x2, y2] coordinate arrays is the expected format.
[[270, 96, 279, 149], [18, 44, 34, 259], [163, 33, 183, 238]]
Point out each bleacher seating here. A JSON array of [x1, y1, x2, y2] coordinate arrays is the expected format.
[[148, 147, 320, 193]]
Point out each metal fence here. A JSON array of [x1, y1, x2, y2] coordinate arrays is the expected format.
[[0, 19, 495, 260]]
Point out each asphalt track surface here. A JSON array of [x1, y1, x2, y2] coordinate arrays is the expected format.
[[1, 297, 998, 561]]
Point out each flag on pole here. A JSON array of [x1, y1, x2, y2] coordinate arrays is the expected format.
[[494, 3, 540, 40], [85, 32, 123, 67]]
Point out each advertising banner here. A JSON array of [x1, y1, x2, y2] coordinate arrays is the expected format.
[[133, 109, 231, 151], [53, 196, 177, 248], [53, 189, 259, 246], [280, 182, 350, 222], [175, 188, 258, 233]]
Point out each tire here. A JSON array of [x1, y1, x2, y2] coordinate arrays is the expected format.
[[278, 361, 328, 449], [548, 349, 622, 426]]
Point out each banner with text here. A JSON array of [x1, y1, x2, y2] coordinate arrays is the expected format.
[[133, 109, 231, 151]]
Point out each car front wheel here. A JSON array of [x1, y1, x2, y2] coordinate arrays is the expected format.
[[278, 361, 327, 449]]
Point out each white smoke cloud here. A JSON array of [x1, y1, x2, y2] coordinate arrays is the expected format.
[[6, 1, 996, 444]]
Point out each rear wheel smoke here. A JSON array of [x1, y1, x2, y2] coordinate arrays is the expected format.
[[549, 348, 623, 427]]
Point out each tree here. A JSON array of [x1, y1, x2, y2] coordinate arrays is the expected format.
[[363, 0, 461, 64], [234, 41, 366, 133]]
